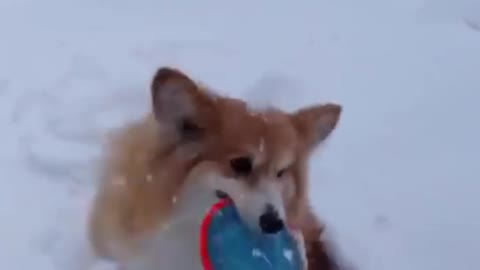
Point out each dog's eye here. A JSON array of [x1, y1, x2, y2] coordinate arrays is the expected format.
[[179, 118, 202, 139], [230, 157, 252, 176], [276, 168, 287, 178]]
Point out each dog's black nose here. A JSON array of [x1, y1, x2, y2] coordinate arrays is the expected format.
[[215, 189, 229, 199], [259, 205, 284, 234]]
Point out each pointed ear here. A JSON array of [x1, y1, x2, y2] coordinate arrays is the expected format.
[[291, 103, 342, 150], [151, 67, 216, 140]]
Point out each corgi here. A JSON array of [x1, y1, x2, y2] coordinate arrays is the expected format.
[[88, 67, 343, 270]]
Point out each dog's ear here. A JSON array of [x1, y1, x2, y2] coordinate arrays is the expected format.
[[151, 67, 216, 140], [291, 103, 342, 150]]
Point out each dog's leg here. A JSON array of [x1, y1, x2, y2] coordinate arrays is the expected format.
[[299, 209, 342, 270]]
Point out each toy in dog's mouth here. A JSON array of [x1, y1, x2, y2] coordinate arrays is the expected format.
[[200, 193, 304, 270], [213, 189, 286, 235]]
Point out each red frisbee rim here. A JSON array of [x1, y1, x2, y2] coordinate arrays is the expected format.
[[199, 198, 232, 270]]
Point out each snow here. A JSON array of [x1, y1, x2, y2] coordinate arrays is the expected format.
[[0, 0, 479, 270]]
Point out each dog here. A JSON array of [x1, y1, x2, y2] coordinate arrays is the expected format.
[[88, 67, 343, 270]]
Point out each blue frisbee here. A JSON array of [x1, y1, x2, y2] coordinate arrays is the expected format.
[[199, 198, 304, 270]]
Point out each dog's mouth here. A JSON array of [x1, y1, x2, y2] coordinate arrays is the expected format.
[[213, 189, 286, 234]]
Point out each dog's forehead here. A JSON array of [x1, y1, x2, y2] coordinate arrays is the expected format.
[[260, 111, 297, 145], [214, 98, 298, 160], [217, 100, 264, 142], [259, 111, 298, 165], [237, 110, 297, 155]]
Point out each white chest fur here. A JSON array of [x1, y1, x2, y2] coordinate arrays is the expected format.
[[122, 181, 220, 270]]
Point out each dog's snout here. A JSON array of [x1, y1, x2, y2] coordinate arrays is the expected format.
[[259, 204, 284, 234]]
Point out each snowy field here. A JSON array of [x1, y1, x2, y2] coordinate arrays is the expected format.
[[1, 0, 479, 269]]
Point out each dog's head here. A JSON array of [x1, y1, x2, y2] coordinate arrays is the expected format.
[[151, 67, 341, 234]]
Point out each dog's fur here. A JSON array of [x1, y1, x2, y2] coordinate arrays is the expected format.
[[88, 67, 343, 270]]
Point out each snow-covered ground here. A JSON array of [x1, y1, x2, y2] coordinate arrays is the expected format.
[[1, 0, 479, 269]]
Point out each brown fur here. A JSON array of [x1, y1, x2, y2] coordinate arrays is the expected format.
[[89, 67, 343, 269]]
